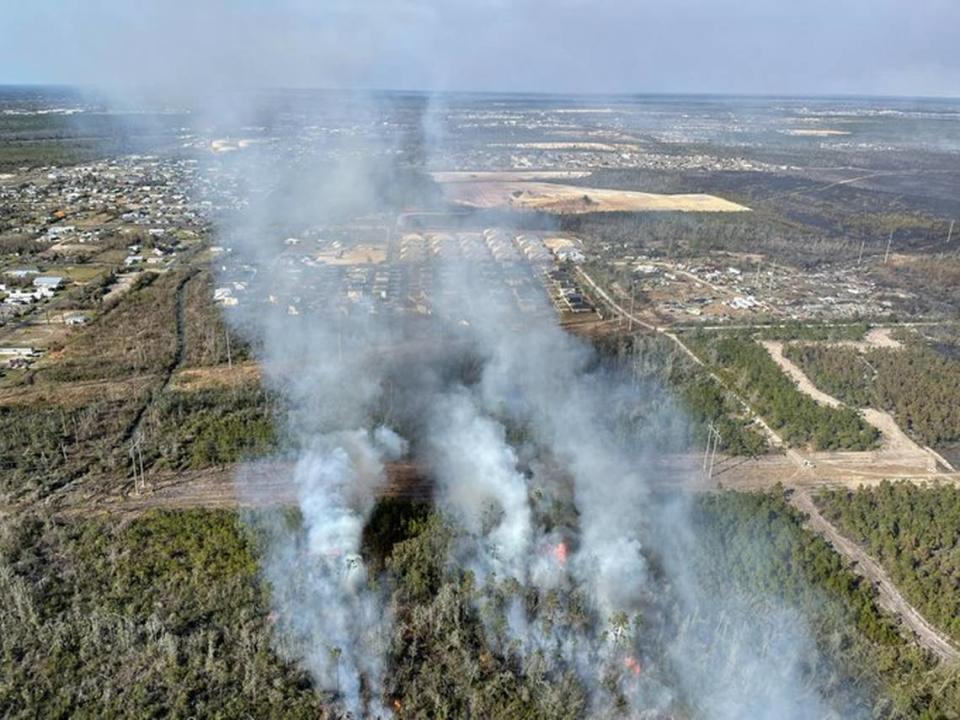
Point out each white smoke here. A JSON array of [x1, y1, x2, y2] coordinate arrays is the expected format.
[[424, 388, 533, 585]]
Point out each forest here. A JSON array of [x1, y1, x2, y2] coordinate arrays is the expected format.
[[784, 340, 960, 447], [595, 331, 769, 457], [686, 332, 879, 451], [815, 482, 960, 645], [2, 491, 958, 719]]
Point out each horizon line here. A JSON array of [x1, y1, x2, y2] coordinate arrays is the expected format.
[[0, 82, 958, 103]]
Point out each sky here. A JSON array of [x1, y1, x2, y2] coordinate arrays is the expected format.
[[2, 0, 958, 97]]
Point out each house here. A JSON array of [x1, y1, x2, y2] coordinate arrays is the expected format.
[[33, 276, 64, 291], [3, 289, 40, 305], [0, 347, 36, 356]]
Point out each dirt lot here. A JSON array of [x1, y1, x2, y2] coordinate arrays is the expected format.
[[439, 180, 751, 215], [315, 243, 386, 265]]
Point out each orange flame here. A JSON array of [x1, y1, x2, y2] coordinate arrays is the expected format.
[[553, 542, 568, 565], [624, 656, 642, 677], [393, 699, 402, 712]]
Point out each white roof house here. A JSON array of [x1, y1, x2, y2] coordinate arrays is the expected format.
[[33, 276, 64, 290]]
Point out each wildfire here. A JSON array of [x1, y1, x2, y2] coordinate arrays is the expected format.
[[624, 656, 642, 678], [553, 541, 569, 565], [393, 699, 402, 713]]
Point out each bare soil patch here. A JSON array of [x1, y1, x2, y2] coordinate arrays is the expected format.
[[440, 180, 750, 215]]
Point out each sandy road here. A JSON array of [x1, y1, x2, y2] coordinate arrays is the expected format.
[[790, 488, 960, 663], [760, 340, 938, 470]]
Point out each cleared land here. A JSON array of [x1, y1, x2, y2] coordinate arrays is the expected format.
[[439, 180, 751, 214], [784, 129, 851, 137]]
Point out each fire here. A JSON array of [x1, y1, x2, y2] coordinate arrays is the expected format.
[[553, 541, 568, 565], [393, 699, 402, 713], [624, 656, 642, 677]]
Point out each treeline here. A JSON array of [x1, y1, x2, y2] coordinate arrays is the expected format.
[[689, 333, 879, 451], [0, 390, 151, 503], [785, 342, 960, 447], [784, 344, 875, 407], [754, 321, 869, 343], [816, 482, 960, 644], [0, 382, 281, 503], [0, 510, 327, 718], [139, 385, 280, 471]]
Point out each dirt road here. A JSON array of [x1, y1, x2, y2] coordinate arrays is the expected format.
[[790, 488, 960, 663], [760, 340, 936, 470]]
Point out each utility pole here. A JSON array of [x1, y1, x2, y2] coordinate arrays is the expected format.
[[884, 231, 893, 264], [130, 439, 141, 496], [702, 422, 722, 481], [137, 439, 145, 494], [707, 425, 721, 482], [702, 426, 713, 474], [628, 294, 635, 332], [225, 328, 232, 369]]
